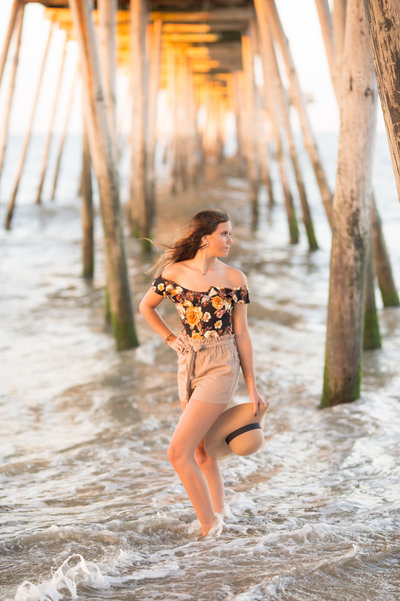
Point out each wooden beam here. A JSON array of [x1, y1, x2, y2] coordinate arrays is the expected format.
[[315, 0, 340, 103], [189, 60, 220, 72], [258, 18, 316, 248], [185, 46, 210, 57], [69, 0, 138, 349], [162, 23, 210, 33], [323, 0, 378, 404], [371, 195, 400, 306], [129, 0, 150, 238], [116, 77, 132, 163], [50, 62, 79, 200], [161, 33, 219, 43], [98, 0, 117, 155], [150, 9, 253, 23], [0, 0, 20, 87], [364, 0, 400, 201], [81, 90, 94, 280], [35, 35, 68, 203], [5, 22, 54, 229], [256, 0, 333, 226], [241, 34, 259, 209], [0, 1, 24, 178], [332, 0, 347, 59], [147, 19, 162, 218], [257, 31, 297, 236], [185, 58, 199, 183]]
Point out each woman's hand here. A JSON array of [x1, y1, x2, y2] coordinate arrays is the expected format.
[[249, 388, 269, 417], [167, 332, 189, 354]]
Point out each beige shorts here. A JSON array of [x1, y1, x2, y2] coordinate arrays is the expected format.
[[177, 333, 240, 405]]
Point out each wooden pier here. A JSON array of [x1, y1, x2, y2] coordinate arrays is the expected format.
[[1, 0, 400, 406]]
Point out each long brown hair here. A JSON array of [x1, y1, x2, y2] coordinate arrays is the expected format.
[[150, 209, 230, 274]]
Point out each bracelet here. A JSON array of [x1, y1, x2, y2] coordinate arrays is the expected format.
[[164, 332, 175, 344]]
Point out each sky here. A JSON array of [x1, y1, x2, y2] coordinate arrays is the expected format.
[[0, 1, 346, 136]]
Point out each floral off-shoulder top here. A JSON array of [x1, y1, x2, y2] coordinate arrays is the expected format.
[[151, 275, 250, 339]]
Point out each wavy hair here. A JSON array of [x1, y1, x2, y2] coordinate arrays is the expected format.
[[149, 209, 230, 274]]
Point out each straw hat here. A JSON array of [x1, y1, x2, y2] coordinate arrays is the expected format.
[[204, 402, 268, 459]]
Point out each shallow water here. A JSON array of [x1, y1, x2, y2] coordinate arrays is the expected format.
[[1, 134, 400, 601]]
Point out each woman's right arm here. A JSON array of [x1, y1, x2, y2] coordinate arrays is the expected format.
[[139, 289, 186, 352], [139, 288, 175, 342]]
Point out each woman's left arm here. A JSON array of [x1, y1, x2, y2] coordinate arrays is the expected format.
[[232, 302, 267, 416]]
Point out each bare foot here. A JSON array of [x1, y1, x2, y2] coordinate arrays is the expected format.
[[200, 514, 224, 537], [201, 521, 215, 536]]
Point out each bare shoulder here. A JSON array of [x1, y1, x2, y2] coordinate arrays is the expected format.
[[224, 265, 248, 287], [160, 262, 184, 281]]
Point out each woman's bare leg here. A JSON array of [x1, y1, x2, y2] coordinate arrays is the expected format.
[[179, 400, 225, 515], [168, 399, 227, 535], [194, 439, 225, 514]]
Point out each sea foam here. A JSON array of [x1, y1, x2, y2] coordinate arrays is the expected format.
[[14, 554, 108, 601]]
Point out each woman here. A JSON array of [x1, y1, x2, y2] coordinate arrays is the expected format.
[[139, 209, 266, 536]]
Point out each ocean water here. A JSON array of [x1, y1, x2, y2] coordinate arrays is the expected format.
[[0, 132, 400, 601]]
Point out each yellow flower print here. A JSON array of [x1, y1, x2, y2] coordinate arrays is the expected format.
[[211, 296, 225, 310], [214, 320, 222, 329], [191, 332, 202, 339], [168, 285, 182, 296], [186, 306, 202, 327], [203, 312, 211, 322], [204, 330, 219, 339], [165, 284, 174, 293], [157, 283, 165, 291], [183, 300, 193, 308]]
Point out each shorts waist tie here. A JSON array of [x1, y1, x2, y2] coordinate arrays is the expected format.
[[181, 334, 236, 403]]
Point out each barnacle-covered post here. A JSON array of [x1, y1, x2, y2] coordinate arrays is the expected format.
[[322, 0, 377, 405], [315, 0, 398, 310], [363, 215, 382, 350], [69, 0, 138, 349], [370, 196, 400, 307], [364, 0, 400, 201]]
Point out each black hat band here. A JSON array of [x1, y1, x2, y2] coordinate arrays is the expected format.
[[225, 422, 261, 446]]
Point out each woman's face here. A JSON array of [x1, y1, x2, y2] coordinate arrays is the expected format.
[[205, 221, 233, 257]]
